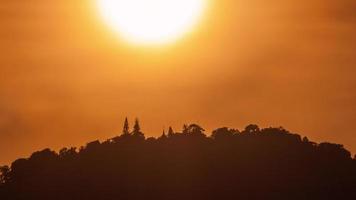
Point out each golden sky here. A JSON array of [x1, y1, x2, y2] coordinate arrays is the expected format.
[[1, 0, 356, 164]]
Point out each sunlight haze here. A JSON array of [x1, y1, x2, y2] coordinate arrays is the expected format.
[[97, 0, 207, 45], [0, 0, 355, 165]]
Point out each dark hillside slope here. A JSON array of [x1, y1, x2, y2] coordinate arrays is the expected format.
[[1, 124, 356, 200]]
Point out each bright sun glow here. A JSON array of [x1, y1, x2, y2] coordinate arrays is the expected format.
[[98, 0, 206, 45]]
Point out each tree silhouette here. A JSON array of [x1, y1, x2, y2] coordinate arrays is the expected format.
[[168, 126, 174, 137], [159, 129, 167, 140], [243, 124, 260, 134], [122, 117, 130, 135], [0, 166, 9, 184], [132, 118, 144, 140], [182, 124, 189, 134], [211, 127, 236, 140], [1, 122, 356, 200], [186, 124, 205, 137]]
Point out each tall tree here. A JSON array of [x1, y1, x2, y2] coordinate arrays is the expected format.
[[168, 126, 175, 137], [132, 118, 144, 139], [159, 129, 167, 140], [122, 117, 130, 135], [133, 118, 140, 133]]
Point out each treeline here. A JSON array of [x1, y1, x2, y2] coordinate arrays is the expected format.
[[1, 118, 356, 200]]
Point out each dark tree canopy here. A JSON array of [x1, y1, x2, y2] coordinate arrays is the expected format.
[[1, 121, 356, 200]]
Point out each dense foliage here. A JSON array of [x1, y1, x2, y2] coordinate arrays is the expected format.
[[1, 120, 356, 200]]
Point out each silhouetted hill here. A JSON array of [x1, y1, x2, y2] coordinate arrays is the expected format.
[[1, 121, 356, 200]]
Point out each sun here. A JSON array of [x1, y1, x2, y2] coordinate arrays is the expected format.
[[98, 0, 207, 45]]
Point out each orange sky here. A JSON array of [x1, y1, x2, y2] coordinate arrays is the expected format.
[[1, 0, 356, 164]]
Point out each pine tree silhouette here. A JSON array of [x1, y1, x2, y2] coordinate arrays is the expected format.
[[122, 117, 130, 135], [168, 126, 174, 137], [132, 118, 144, 139], [159, 129, 167, 139]]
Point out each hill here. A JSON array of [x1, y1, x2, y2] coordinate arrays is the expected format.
[[1, 121, 356, 200]]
